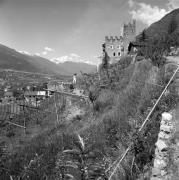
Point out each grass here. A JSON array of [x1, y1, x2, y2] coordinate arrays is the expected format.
[[1, 57, 179, 180]]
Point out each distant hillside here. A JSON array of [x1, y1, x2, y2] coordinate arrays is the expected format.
[[0, 44, 96, 75], [0, 44, 68, 75], [26, 55, 68, 75], [58, 61, 96, 75], [0, 44, 39, 72], [138, 8, 179, 40]]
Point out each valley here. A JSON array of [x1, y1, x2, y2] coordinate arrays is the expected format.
[[0, 3, 179, 180]]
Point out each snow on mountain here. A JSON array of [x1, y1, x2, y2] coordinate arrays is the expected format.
[[18, 50, 31, 55], [50, 53, 95, 65]]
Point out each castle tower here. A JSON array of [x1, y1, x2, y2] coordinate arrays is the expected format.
[[103, 19, 136, 64], [104, 36, 124, 64], [123, 19, 136, 53]]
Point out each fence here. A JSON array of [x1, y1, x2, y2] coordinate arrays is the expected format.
[[0, 93, 66, 131]]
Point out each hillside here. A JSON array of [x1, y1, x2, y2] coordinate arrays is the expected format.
[[2, 56, 178, 180], [26, 55, 69, 75], [138, 8, 179, 40], [1, 7, 179, 180], [58, 61, 96, 75], [0, 44, 39, 73], [0, 44, 96, 75], [0, 44, 68, 75]]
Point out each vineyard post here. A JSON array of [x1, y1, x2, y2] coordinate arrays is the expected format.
[[22, 103, 26, 134], [54, 93, 59, 124]]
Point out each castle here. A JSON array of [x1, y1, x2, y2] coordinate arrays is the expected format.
[[104, 20, 136, 63]]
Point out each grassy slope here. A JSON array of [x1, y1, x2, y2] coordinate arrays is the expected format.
[[2, 57, 178, 180], [0, 59, 159, 178]]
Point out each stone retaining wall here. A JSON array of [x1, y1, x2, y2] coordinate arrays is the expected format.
[[151, 112, 174, 180]]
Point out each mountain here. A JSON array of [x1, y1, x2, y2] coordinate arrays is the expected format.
[[58, 61, 96, 75], [0, 44, 39, 72], [25, 55, 69, 75], [0, 44, 96, 75], [138, 8, 179, 40], [0, 44, 68, 75]]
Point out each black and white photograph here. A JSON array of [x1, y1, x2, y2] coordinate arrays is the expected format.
[[0, 0, 179, 179]]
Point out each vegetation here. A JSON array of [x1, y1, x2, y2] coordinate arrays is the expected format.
[[136, 12, 179, 67], [56, 134, 107, 180], [0, 60, 178, 180], [1, 10, 179, 179]]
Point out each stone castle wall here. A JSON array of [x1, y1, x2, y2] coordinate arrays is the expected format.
[[104, 20, 136, 64]]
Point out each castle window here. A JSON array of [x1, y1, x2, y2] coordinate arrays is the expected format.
[[109, 45, 113, 49], [118, 52, 120, 56], [117, 45, 121, 49], [113, 52, 116, 56]]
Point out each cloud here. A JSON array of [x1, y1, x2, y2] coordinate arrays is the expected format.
[[44, 47, 55, 52], [51, 53, 83, 63], [51, 53, 96, 65], [42, 51, 47, 55], [35, 53, 40, 56], [70, 53, 80, 58], [129, 0, 179, 26], [65, 0, 128, 45], [167, 0, 179, 9], [37, 47, 55, 56], [128, 0, 134, 8], [129, 2, 168, 26], [18, 50, 31, 55]]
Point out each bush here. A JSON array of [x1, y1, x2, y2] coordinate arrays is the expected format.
[[118, 55, 133, 68], [94, 89, 115, 112]]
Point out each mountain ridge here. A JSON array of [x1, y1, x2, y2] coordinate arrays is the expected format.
[[0, 44, 96, 75], [138, 8, 179, 40]]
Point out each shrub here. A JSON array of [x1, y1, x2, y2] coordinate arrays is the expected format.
[[118, 55, 133, 69], [94, 89, 115, 112], [56, 134, 107, 180]]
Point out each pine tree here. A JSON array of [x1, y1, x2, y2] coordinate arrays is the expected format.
[[139, 29, 148, 42]]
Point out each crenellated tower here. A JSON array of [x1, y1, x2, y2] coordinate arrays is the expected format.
[[123, 20, 136, 53], [104, 36, 124, 64], [103, 19, 136, 64]]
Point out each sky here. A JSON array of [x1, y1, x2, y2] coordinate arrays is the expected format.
[[0, 0, 179, 65]]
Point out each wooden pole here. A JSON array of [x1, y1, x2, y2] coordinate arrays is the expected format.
[[22, 103, 26, 134], [54, 93, 59, 124]]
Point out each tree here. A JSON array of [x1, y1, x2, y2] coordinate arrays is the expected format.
[[97, 43, 111, 81], [138, 29, 148, 42], [168, 17, 177, 34], [168, 32, 179, 48], [137, 33, 170, 67]]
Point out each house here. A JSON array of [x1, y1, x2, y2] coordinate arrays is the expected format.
[[5, 91, 13, 98], [169, 47, 179, 56], [24, 91, 47, 106], [4, 91, 14, 102], [47, 82, 66, 95]]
